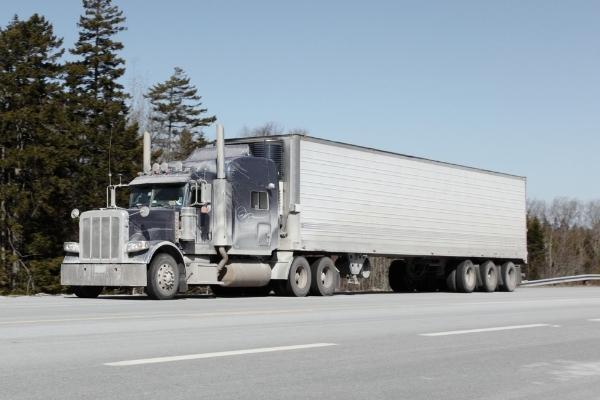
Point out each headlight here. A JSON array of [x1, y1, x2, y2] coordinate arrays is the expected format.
[[126, 241, 150, 253], [63, 242, 80, 253]]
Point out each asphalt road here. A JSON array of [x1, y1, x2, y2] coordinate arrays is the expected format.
[[2, 287, 600, 400]]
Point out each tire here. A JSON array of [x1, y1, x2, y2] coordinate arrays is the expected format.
[[480, 261, 498, 292], [73, 286, 103, 298], [146, 253, 179, 300], [456, 260, 476, 293], [310, 257, 338, 296], [501, 262, 518, 292], [445, 269, 457, 292], [283, 256, 312, 297]]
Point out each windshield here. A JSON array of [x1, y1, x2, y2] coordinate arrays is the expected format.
[[129, 185, 185, 208]]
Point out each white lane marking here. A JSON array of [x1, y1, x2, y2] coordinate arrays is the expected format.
[[588, 319, 600, 322], [420, 323, 551, 337], [105, 343, 337, 366]]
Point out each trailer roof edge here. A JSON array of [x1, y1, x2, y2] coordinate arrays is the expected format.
[[226, 134, 527, 181]]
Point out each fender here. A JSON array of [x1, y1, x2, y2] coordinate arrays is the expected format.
[[143, 241, 185, 266]]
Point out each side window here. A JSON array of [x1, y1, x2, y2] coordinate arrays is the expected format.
[[251, 191, 269, 210]]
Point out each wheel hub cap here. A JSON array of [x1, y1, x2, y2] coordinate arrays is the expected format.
[[158, 264, 175, 291]]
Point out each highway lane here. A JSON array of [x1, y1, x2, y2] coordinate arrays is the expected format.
[[2, 287, 600, 399]]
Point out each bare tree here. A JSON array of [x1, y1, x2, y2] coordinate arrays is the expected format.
[[240, 122, 309, 137], [240, 122, 284, 137]]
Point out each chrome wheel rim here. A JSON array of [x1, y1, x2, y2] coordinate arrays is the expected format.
[[157, 263, 176, 292], [466, 266, 475, 287], [295, 266, 308, 289], [321, 266, 333, 288]]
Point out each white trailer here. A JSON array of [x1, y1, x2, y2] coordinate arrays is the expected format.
[[62, 127, 526, 299], [230, 134, 526, 294]]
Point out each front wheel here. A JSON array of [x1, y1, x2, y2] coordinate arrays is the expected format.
[[146, 253, 179, 300], [72, 286, 103, 298]]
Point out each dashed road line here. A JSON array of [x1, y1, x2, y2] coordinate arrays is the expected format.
[[105, 343, 338, 366], [420, 323, 552, 337]]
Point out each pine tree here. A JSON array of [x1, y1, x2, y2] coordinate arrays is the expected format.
[[147, 67, 216, 160], [526, 216, 546, 280], [66, 0, 140, 210], [0, 15, 72, 293]]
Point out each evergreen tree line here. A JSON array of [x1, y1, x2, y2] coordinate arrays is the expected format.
[[0, 0, 215, 294], [0, 2, 594, 296]]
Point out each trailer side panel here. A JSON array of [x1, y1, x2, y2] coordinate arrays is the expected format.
[[298, 138, 527, 261]]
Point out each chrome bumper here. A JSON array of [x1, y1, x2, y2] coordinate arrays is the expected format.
[[61, 263, 147, 287]]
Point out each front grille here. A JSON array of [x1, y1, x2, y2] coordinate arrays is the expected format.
[[80, 213, 121, 261]]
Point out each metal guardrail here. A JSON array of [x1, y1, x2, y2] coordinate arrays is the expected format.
[[521, 274, 600, 287]]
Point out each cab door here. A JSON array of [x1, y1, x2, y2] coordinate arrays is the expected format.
[[229, 157, 279, 253]]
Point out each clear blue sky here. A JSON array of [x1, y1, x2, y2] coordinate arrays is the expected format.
[[2, 1, 599, 200]]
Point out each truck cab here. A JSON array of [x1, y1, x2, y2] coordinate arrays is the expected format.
[[61, 126, 282, 299]]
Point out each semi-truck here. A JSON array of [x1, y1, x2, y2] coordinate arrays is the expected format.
[[61, 125, 527, 299]]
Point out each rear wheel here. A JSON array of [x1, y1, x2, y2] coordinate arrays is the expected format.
[[501, 262, 518, 292], [480, 261, 498, 292], [445, 269, 457, 292], [72, 286, 103, 298], [456, 260, 476, 293], [310, 257, 338, 296], [146, 253, 179, 300], [282, 256, 311, 297]]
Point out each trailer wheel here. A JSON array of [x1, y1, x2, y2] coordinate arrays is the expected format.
[[72, 286, 103, 298], [456, 260, 476, 293], [501, 262, 517, 292], [480, 261, 498, 292], [310, 257, 338, 296], [146, 253, 179, 300], [445, 269, 457, 292], [284, 256, 312, 297]]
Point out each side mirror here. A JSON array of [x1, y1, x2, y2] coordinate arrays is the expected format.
[[139, 206, 150, 218], [71, 208, 80, 219]]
